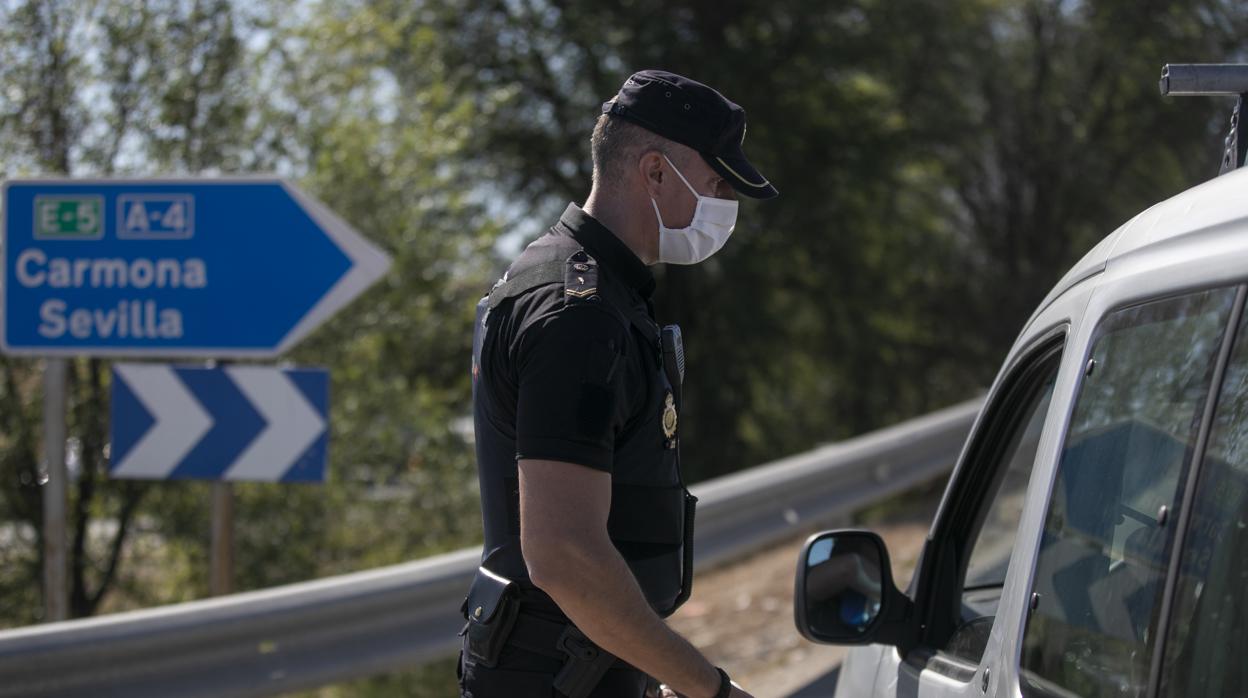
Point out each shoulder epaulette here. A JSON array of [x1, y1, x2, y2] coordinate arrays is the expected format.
[[564, 250, 599, 301]]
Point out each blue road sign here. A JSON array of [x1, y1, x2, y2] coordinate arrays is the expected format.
[[1, 179, 391, 357], [110, 363, 329, 482]]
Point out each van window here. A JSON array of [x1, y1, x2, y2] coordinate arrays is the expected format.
[[931, 339, 1062, 667], [1019, 288, 1238, 698], [1159, 300, 1248, 697], [964, 374, 1055, 590]]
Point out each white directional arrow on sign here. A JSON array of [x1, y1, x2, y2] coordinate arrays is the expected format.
[[111, 364, 214, 479], [222, 366, 326, 481]]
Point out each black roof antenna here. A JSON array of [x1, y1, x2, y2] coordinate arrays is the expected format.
[[1160, 64, 1248, 176]]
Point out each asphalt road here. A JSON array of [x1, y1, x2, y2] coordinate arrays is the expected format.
[[788, 665, 841, 697]]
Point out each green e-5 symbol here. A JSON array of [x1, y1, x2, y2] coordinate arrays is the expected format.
[[34, 196, 103, 239]]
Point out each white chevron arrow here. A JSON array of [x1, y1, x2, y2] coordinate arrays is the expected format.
[[221, 366, 326, 481], [111, 364, 213, 479]]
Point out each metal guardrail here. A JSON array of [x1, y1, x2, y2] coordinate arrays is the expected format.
[[0, 399, 981, 698]]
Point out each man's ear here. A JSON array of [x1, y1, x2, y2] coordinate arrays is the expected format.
[[637, 150, 665, 198]]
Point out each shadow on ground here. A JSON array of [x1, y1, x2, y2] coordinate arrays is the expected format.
[[787, 665, 840, 697]]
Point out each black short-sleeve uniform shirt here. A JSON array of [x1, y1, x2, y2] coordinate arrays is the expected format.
[[473, 202, 689, 621], [479, 203, 659, 473]]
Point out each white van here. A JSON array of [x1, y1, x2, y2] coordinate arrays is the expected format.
[[794, 65, 1248, 698]]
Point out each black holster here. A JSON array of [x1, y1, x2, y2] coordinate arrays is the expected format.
[[553, 625, 617, 698], [672, 489, 698, 610], [459, 567, 520, 668]]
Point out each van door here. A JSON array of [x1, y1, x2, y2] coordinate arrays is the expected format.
[[1148, 288, 1248, 698], [866, 329, 1066, 698], [864, 273, 1101, 698], [1016, 286, 1242, 698]]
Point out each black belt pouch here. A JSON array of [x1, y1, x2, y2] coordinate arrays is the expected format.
[[460, 567, 520, 668], [672, 490, 698, 610]]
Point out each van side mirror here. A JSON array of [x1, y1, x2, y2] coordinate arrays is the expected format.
[[794, 530, 916, 648]]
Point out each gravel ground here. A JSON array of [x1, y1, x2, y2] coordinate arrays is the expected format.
[[667, 493, 941, 698]]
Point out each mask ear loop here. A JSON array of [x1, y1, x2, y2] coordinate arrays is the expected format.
[[652, 153, 699, 231], [650, 197, 670, 230], [653, 152, 713, 236], [661, 153, 703, 199], [656, 153, 708, 236]]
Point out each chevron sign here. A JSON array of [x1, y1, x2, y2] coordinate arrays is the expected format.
[[109, 363, 328, 482]]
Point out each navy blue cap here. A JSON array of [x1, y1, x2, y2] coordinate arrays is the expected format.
[[602, 69, 778, 199]]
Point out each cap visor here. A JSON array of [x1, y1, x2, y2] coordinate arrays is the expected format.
[[704, 151, 778, 199]]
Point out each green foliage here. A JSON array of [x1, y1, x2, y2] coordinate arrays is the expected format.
[[397, 0, 1246, 483], [888, 0, 1248, 357], [275, 0, 502, 567]]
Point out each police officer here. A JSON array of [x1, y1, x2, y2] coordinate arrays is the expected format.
[[460, 70, 778, 698]]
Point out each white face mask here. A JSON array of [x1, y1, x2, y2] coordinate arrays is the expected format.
[[651, 153, 739, 265]]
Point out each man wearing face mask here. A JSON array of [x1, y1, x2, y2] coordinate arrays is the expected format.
[[459, 70, 777, 698]]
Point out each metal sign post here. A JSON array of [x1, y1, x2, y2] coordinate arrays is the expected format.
[[208, 357, 233, 598], [209, 481, 233, 596], [41, 357, 68, 622]]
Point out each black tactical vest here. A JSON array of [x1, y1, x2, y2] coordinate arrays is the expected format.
[[470, 231, 695, 619]]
